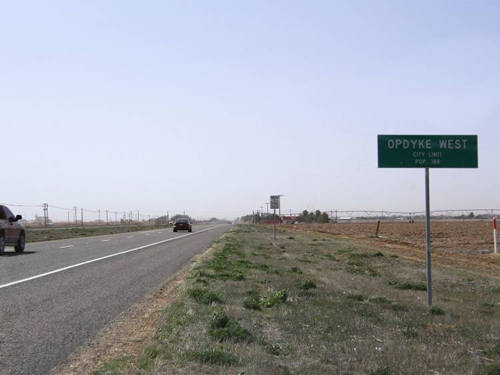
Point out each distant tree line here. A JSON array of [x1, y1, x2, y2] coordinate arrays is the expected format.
[[300, 210, 329, 223], [240, 210, 330, 224]]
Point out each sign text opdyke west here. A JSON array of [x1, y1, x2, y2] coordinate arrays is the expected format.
[[378, 135, 478, 168], [386, 138, 469, 150]]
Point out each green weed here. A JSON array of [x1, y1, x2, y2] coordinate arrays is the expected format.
[[346, 263, 379, 277], [369, 296, 390, 304], [243, 290, 262, 310], [183, 349, 236, 365], [346, 293, 365, 302], [138, 346, 162, 370], [300, 280, 317, 290], [390, 303, 409, 312], [91, 356, 131, 375], [208, 311, 250, 342], [369, 365, 391, 375], [485, 342, 500, 358], [481, 302, 496, 309], [210, 310, 229, 328], [485, 363, 500, 375], [261, 289, 288, 308], [400, 325, 418, 338], [430, 306, 445, 315], [187, 288, 221, 305], [388, 280, 427, 291], [209, 319, 250, 342]]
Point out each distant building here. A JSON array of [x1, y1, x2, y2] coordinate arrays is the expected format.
[[281, 216, 300, 224]]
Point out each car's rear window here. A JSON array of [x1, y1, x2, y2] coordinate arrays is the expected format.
[[177, 219, 187, 223]]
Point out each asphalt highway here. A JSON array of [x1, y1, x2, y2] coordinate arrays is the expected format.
[[0, 224, 230, 375]]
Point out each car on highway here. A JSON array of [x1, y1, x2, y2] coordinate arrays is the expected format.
[[173, 218, 192, 232], [0, 205, 25, 253]]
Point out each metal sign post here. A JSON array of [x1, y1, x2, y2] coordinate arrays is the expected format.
[[425, 168, 432, 306], [270, 195, 280, 241], [378, 135, 478, 307], [273, 209, 276, 240]]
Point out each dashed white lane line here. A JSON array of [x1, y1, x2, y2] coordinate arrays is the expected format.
[[59, 245, 74, 249], [0, 225, 219, 290], [127, 236, 134, 239], [101, 239, 110, 242]]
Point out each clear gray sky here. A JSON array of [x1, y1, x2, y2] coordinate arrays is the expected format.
[[1, 1, 499, 220]]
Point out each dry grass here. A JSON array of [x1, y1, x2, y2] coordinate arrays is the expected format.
[[92, 225, 500, 374], [26, 224, 171, 243]]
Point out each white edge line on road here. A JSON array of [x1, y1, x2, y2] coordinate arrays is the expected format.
[[0, 226, 220, 290], [59, 245, 74, 249]]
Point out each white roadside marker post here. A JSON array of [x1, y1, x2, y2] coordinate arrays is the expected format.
[[494, 217, 498, 254]]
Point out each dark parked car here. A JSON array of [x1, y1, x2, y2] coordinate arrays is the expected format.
[[0, 205, 25, 253], [173, 218, 192, 232]]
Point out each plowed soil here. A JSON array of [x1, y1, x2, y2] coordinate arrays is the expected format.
[[283, 220, 500, 274]]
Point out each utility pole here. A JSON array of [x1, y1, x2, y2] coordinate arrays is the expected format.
[[98, 209, 101, 224], [265, 203, 269, 218], [81, 208, 84, 226], [67, 212, 70, 225], [137, 210, 140, 223], [74, 207, 78, 225], [115, 211, 117, 224], [106, 210, 109, 225]]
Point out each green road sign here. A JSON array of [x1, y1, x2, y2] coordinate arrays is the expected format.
[[270, 195, 280, 209], [378, 135, 478, 168]]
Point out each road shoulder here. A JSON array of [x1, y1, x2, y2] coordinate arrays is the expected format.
[[49, 235, 219, 375]]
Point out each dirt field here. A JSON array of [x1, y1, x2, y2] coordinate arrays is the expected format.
[[283, 220, 500, 275], [285, 220, 495, 253]]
